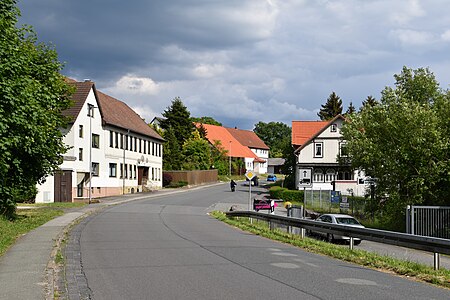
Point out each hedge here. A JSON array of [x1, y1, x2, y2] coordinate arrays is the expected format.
[[269, 186, 304, 203]]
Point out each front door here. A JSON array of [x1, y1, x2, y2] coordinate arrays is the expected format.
[[54, 170, 72, 202]]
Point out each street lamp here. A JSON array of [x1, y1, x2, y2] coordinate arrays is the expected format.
[[88, 104, 98, 205]]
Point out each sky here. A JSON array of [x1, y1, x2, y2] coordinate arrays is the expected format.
[[17, 0, 450, 130]]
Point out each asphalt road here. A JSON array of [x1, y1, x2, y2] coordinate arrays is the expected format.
[[68, 183, 450, 299]]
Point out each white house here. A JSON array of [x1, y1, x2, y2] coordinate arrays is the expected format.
[[292, 115, 367, 197], [35, 79, 164, 203]]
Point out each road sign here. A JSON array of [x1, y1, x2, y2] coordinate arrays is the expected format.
[[298, 168, 312, 188], [245, 170, 255, 180]]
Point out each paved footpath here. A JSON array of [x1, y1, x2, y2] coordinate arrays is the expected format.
[[0, 187, 204, 300]]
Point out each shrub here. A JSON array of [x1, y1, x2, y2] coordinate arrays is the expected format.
[[281, 190, 304, 202], [269, 186, 287, 199], [163, 173, 173, 187], [167, 181, 188, 188]]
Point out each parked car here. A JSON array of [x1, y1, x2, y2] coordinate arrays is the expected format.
[[267, 174, 277, 182], [308, 214, 364, 245]]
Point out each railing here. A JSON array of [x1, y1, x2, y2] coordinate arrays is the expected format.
[[406, 205, 450, 239], [226, 210, 450, 270]]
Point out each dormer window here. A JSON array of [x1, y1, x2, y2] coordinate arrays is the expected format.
[[330, 124, 337, 132]]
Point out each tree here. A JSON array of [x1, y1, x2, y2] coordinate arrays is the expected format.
[[190, 116, 222, 126], [160, 97, 195, 170], [360, 95, 378, 112], [341, 67, 450, 229], [317, 92, 343, 120], [279, 136, 296, 189], [210, 140, 229, 175], [182, 130, 211, 170], [345, 102, 356, 116], [253, 121, 291, 157], [0, 0, 73, 218]]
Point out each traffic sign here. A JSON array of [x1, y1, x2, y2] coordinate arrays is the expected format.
[[245, 170, 255, 180]]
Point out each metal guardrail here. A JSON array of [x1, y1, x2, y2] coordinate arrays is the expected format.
[[225, 210, 450, 270]]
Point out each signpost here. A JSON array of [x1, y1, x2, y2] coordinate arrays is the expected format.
[[245, 170, 255, 211], [298, 168, 312, 188]]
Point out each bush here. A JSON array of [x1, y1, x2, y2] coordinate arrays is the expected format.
[[269, 186, 287, 199], [166, 181, 188, 188], [163, 173, 173, 187], [281, 190, 304, 202]]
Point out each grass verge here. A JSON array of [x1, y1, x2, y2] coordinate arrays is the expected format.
[[0, 203, 85, 257], [210, 211, 450, 289]]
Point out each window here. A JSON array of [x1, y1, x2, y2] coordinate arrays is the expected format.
[[129, 164, 133, 179], [120, 133, 124, 149], [78, 148, 83, 161], [134, 138, 137, 152], [330, 124, 337, 132], [92, 134, 100, 148], [124, 164, 128, 179], [109, 163, 117, 177], [87, 104, 94, 117], [339, 142, 348, 157], [313, 169, 324, 182], [91, 162, 99, 176], [134, 165, 137, 179], [109, 131, 114, 147], [139, 139, 142, 153], [120, 163, 123, 179], [79, 125, 83, 138], [115, 132, 119, 148], [314, 142, 323, 158]]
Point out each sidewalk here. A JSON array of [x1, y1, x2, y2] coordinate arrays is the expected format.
[[0, 187, 196, 300]]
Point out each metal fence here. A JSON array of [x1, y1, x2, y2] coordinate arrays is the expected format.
[[226, 210, 450, 270], [406, 206, 450, 239], [304, 189, 333, 210]]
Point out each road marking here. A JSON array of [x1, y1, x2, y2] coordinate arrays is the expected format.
[[293, 258, 319, 268], [271, 252, 298, 257], [271, 262, 300, 269], [335, 278, 377, 286]]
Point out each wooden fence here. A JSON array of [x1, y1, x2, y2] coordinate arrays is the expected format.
[[163, 169, 218, 185]]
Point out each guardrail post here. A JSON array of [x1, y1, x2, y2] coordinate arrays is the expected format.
[[349, 237, 354, 250], [434, 253, 440, 270], [300, 228, 305, 239]]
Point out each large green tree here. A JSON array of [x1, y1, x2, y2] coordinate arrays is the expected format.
[[190, 116, 222, 126], [317, 91, 343, 120], [182, 130, 211, 170], [0, 0, 73, 218], [160, 97, 195, 170], [341, 67, 450, 229], [253, 121, 291, 157]]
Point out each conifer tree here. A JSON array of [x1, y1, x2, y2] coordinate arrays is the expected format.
[[317, 92, 343, 120]]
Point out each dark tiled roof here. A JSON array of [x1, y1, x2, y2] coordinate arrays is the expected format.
[[96, 91, 163, 141], [62, 81, 94, 122], [226, 127, 269, 150]]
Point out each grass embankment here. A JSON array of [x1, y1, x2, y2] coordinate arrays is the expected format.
[[0, 203, 85, 257], [210, 211, 450, 289]]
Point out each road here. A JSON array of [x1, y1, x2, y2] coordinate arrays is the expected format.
[[67, 183, 450, 299]]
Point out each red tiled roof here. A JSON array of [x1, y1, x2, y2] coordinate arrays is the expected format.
[[96, 91, 163, 140], [291, 120, 328, 146], [198, 123, 259, 159], [226, 127, 269, 150]]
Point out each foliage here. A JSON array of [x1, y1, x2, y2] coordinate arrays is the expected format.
[[280, 189, 304, 202], [162, 127, 183, 170], [253, 121, 291, 158], [162, 173, 173, 187], [360, 95, 378, 112], [269, 186, 287, 199], [211, 140, 229, 175], [344, 101, 356, 116], [166, 181, 188, 188], [0, 0, 73, 218], [279, 137, 296, 189], [190, 116, 222, 126], [317, 91, 343, 120], [211, 211, 450, 289], [341, 66, 450, 229], [182, 130, 211, 170], [160, 97, 194, 170]]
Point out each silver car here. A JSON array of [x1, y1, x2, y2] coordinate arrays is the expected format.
[[309, 214, 364, 245]]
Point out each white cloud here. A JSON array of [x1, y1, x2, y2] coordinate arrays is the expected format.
[[441, 29, 450, 41], [390, 0, 425, 25], [114, 75, 160, 95], [390, 29, 434, 46]]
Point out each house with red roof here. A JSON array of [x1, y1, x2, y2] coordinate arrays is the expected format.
[[36, 79, 164, 203], [292, 115, 366, 196], [198, 123, 269, 174]]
